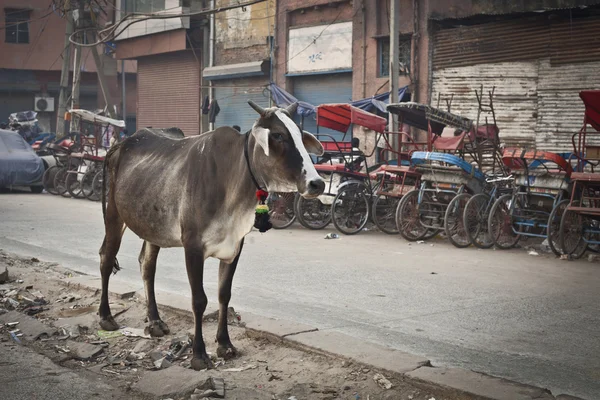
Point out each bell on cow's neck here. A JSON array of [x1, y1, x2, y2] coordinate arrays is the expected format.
[[254, 190, 272, 233]]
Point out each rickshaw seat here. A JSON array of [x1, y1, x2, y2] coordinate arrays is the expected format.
[[315, 163, 348, 172], [83, 154, 104, 162], [432, 132, 466, 151]]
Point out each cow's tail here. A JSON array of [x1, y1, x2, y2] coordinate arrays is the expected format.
[[101, 143, 124, 275]]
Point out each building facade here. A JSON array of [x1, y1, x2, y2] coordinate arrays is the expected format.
[[0, 1, 137, 133]]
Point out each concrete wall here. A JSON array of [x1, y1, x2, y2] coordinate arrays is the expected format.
[[114, 0, 189, 40]]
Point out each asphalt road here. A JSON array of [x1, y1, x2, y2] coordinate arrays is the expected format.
[[1, 192, 599, 399]]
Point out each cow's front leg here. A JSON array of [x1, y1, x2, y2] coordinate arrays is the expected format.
[[216, 238, 244, 359], [184, 244, 213, 370]]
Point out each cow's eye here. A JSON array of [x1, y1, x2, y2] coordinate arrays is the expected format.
[[271, 132, 284, 142]]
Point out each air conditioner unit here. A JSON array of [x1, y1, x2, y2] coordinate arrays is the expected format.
[[34, 96, 55, 112]]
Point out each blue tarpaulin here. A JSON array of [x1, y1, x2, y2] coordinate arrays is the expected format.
[[0, 129, 44, 187], [268, 82, 409, 117]]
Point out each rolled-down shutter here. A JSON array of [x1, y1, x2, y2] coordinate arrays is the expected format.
[[213, 82, 269, 132], [292, 73, 353, 141], [137, 51, 200, 135]]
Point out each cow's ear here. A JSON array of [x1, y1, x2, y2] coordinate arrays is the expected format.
[[252, 126, 270, 156], [302, 130, 324, 156]]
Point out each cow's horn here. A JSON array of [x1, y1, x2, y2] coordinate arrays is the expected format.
[[286, 102, 299, 116], [248, 100, 265, 116]]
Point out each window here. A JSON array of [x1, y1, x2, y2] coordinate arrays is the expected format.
[[378, 36, 411, 77], [123, 0, 166, 13], [5, 8, 30, 44]]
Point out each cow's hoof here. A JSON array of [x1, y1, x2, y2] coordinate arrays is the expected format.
[[145, 320, 170, 337], [99, 316, 119, 331], [191, 354, 214, 371], [217, 344, 238, 360]]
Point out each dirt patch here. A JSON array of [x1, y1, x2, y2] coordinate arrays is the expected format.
[[0, 249, 445, 400]]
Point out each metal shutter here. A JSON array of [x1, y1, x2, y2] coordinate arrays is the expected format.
[[213, 82, 269, 132], [138, 51, 200, 135], [292, 73, 353, 141]]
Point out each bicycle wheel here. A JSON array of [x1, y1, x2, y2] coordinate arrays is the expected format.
[[267, 192, 296, 229], [444, 193, 472, 248], [92, 169, 108, 203], [66, 170, 84, 199], [295, 195, 331, 230], [559, 202, 588, 259], [488, 194, 521, 249], [82, 165, 100, 201], [547, 200, 568, 257], [54, 167, 69, 197], [331, 183, 370, 235], [42, 165, 59, 195], [463, 193, 494, 249], [372, 194, 400, 234], [396, 189, 429, 241]]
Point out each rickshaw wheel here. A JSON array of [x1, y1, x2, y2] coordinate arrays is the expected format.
[[372, 194, 400, 234], [331, 183, 370, 235], [559, 202, 588, 259], [396, 189, 428, 241], [54, 167, 70, 197], [547, 200, 569, 257], [267, 192, 296, 229], [295, 195, 331, 230], [82, 166, 100, 201], [463, 193, 494, 249], [444, 193, 472, 248], [42, 165, 59, 195], [488, 193, 521, 250], [92, 170, 108, 202], [66, 171, 84, 199]]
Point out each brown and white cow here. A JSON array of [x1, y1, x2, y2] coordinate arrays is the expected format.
[[98, 102, 325, 370]]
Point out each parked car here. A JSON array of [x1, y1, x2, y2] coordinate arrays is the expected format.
[[0, 128, 49, 193]]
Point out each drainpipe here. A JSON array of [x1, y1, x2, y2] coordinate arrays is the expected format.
[[209, 0, 215, 131], [361, 0, 367, 98]]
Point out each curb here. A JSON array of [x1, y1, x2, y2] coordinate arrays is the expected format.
[[63, 274, 586, 400]]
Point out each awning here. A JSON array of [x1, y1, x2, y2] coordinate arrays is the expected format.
[[68, 109, 126, 128], [316, 104, 387, 133], [203, 60, 269, 81]]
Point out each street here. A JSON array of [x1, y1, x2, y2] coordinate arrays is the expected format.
[[1, 192, 599, 399]]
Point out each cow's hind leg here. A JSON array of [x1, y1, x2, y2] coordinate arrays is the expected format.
[[216, 238, 244, 359], [138, 241, 170, 337], [184, 243, 212, 370], [98, 207, 126, 331]]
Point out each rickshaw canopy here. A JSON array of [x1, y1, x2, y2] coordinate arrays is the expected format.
[[316, 103, 387, 134], [68, 109, 126, 128], [580, 90, 600, 132], [386, 102, 473, 134]]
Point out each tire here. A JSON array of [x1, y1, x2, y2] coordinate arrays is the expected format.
[[559, 201, 588, 259], [331, 183, 370, 235], [66, 170, 84, 199], [372, 194, 400, 234], [30, 185, 44, 194], [54, 167, 69, 197], [547, 200, 569, 257], [92, 170, 107, 202], [82, 165, 100, 201], [488, 194, 521, 250], [463, 193, 494, 249], [396, 189, 429, 241], [42, 165, 59, 195], [267, 192, 296, 229], [444, 193, 472, 248], [295, 195, 331, 230]]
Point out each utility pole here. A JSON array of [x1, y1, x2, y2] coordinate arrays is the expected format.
[[56, 0, 73, 138], [70, 0, 85, 132], [389, 0, 400, 154], [89, 30, 117, 119], [121, 60, 126, 124]]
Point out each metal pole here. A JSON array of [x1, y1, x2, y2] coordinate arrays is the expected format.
[[70, 1, 85, 133], [389, 0, 400, 156], [121, 60, 126, 124], [208, 0, 215, 131], [56, 1, 73, 138], [89, 31, 117, 119]]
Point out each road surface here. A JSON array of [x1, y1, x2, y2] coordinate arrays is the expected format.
[[1, 192, 599, 399]]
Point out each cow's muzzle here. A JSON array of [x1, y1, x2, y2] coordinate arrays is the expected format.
[[302, 178, 325, 198]]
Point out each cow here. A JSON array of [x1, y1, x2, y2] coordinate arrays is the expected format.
[[98, 101, 325, 370]]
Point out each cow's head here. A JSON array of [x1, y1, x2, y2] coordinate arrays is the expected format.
[[248, 101, 325, 198]]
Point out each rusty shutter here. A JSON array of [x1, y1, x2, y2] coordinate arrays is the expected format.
[[213, 78, 269, 132], [549, 16, 600, 66], [137, 51, 200, 136]]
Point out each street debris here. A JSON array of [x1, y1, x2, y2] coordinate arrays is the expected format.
[[192, 377, 225, 399], [97, 330, 124, 339], [0, 267, 8, 283], [324, 233, 339, 239], [223, 364, 258, 372], [373, 373, 393, 389], [528, 250, 539, 256], [121, 327, 151, 339], [417, 240, 425, 244]]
